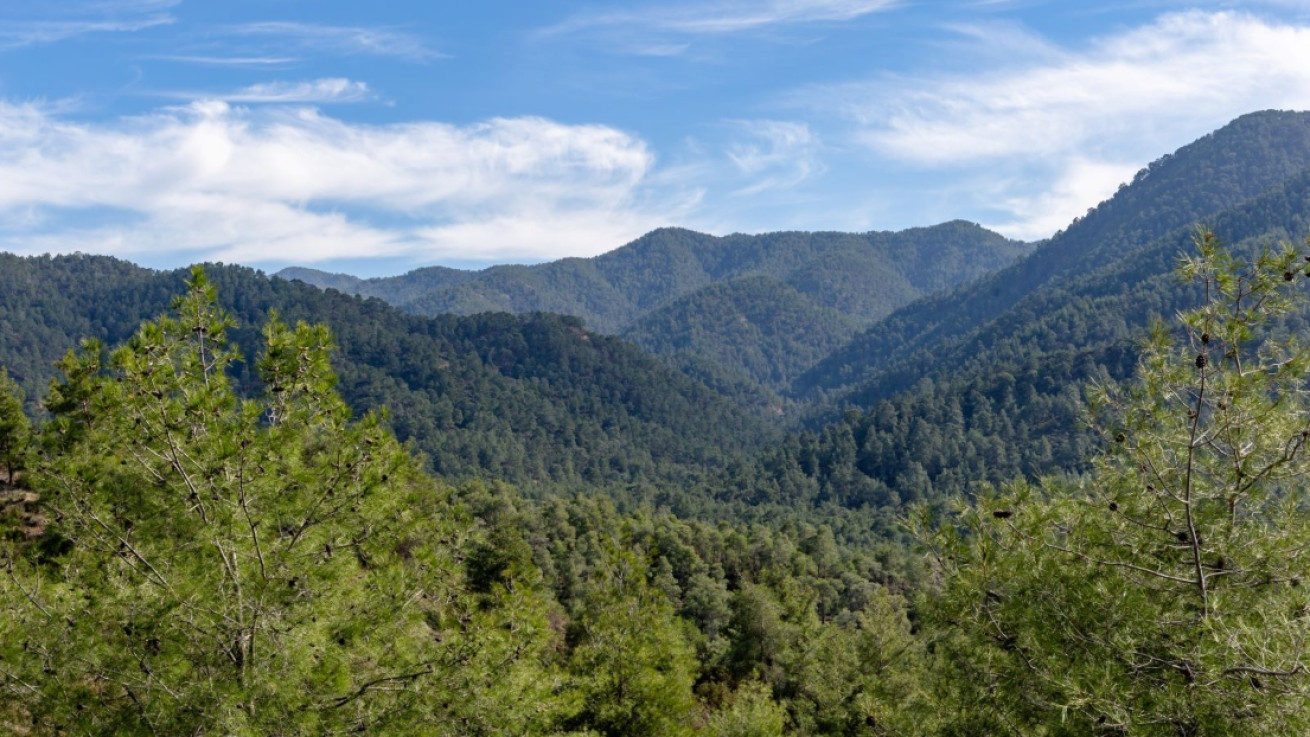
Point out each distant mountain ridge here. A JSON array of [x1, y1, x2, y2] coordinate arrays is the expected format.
[[796, 110, 1310, 400], [281, 220, 1032, 390], [746, 109, 1310, 514], [281, 221, 1029, 332], [9, 110, 1310, 528], [0, 254, 771, 488]]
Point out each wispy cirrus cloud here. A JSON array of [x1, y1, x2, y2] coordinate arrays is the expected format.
[[725, 120, 821, 196], [801, 10, 1310, 239], [146, 55, 299, 67], [226, 21, 442, 62], [157, 78, 375, 104], [543, 0, 898, 51], [849, 13, 1310, 164], [0, 99, 693, 266], [0, 0, 176, 49]]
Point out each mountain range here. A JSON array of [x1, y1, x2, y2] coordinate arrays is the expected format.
[[750, 109, 1310, 513], [5, 110, 1310, 528], [11, 108, 1310, 737], [280, 221, 1031, 391], [0, 256, 771, 491]]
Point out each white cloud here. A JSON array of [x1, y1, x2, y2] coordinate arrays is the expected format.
[[415, 209, 681, 264], [725, 120, 821, 196], [0, 100, 694, 265], [0, 0, 176, 48], [991, 158, 1140, 241], [147, 55, 299, 66], [545, 0, 897, 45], [227, 22, 441, 62], [160, 79, 375, 104], [848, 12, 1310, 163], [807, 11, 1310, 238], [0, 16, 172, 49]]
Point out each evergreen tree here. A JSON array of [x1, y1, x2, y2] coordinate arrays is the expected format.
[[925, 232, 1310, 735], [566, 548, 700, 737], [0, 368, 28, 485], [707, 680, 787, 737], [0, 269, 569, 736]]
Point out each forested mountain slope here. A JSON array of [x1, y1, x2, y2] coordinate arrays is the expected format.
[[8, 112, 1310, 526], [8, 187, 1310, 737], [278, 263, 477, 304], [748, 116, 1310, 513], [282, 222, 1030, 390], [622, 276, 861, 390], [285, 222, 1027, 333], [0, 254, 770, 487], [0, 276, 932, 736], [797, 110, 1310, 397]]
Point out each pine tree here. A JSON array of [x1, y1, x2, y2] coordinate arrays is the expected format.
[[925, 231, 1310, 735], [0, 269, 569, 736], [0, 368, 29, 485], [566, 547, 700, 737]]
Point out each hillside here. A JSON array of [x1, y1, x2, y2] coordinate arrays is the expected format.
[[743, 111, 1310, 513], [797, 110, 1310, 398], [0, 273, 933, 736], [0, 254, 771, 488], [285, 222, 1027, 331], [10, 113, 1310, 517], [277, 263, 476, 304], [623, 276, 861, 390], [282, 222, 1031, 390]]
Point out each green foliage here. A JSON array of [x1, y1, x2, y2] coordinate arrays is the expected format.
[[452, 482, 929, 736], [0, 272, 937, 736], [761, 111, 1310, 519], [290, 222, 1028, 337], [276, 264, 476, 305], [0, 269, 569, 735], [924, 233, 1310, 735], [720, 580, 925, 736], [0, 254, 771, 489], [565, 549, 700, 737], [11, 110, 1310, 737], [708, 681, 787, 737], [0, 368, 29, 484], [624, 276, 860, 391], [286, 222, 1029, 395]]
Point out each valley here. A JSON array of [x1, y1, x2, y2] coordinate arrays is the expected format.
[[7, 109, 1310, 735]]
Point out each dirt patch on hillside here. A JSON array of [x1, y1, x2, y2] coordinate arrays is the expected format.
[[1, 483, 45, 540]]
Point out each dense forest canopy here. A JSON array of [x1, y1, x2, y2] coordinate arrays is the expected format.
[[8, 111, 1310, 734], [0, 254, 772, 489], [283, 222, 1032, 393], [0, 269, 929, 735], [281, 222, 1029, 334], [923, 233, 1310, 735], [10, 233, 1310, 735]]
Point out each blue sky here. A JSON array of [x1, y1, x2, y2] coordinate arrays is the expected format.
[[2, 1, 1310, 275]]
